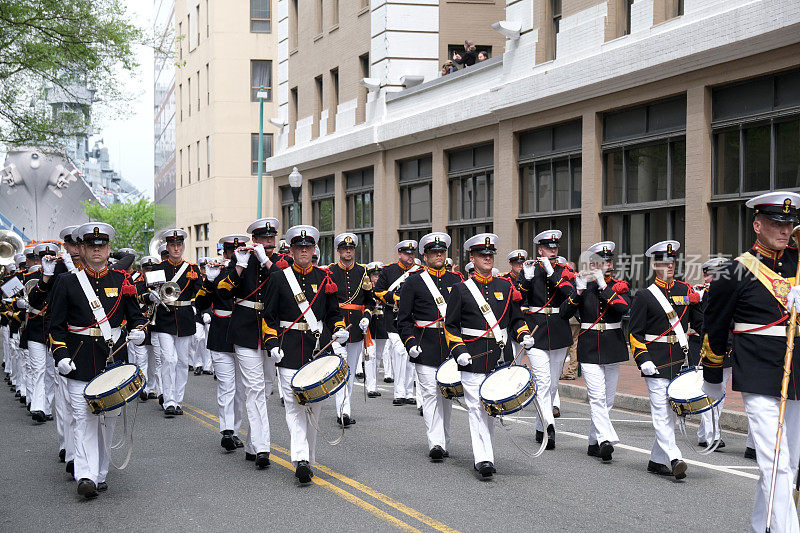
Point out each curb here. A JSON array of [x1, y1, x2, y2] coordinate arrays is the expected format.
[[558, 382, 749, 433]]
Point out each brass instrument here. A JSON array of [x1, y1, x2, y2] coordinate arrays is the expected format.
[[159, 281, 180, 304], [21, 278, 39, 329], [148, 231, 167, 258], [0, 229, 24, 266]]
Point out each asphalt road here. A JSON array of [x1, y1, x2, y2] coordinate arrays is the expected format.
[[0, 368, 765, 532]]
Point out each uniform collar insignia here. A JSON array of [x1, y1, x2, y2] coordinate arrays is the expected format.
[[474, 272, 492, 284], [293, 263, 313, 275], [84, 265, 108, 279], [753, 240, 782, 260], [338, 260, 354, 271], [426, 266, 445, 277], [654, 276, 674, 290], [168, 258, 184, 267]]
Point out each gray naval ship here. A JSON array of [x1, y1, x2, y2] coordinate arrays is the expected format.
[[0, 146, 100, 241]]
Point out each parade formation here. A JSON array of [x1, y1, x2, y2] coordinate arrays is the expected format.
[[1, 190, 800, 532]]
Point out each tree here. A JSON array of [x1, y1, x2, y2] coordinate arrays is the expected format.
[[0, 0, 143, 147], [83, 199, 154, 255]]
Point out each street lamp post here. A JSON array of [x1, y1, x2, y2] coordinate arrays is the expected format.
[[288, 166, 302, 226], [256, 85, 269, 219]]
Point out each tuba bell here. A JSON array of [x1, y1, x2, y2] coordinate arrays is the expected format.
[[0, 230, 24, 266], [158, 281, 180, 304], [148, 230, 167, 259]]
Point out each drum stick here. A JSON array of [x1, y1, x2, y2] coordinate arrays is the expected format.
[[313, 324, 353, 358], [69, 341, 84, 363], [512, 325, 539, 365]]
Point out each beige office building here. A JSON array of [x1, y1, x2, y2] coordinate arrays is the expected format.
[[265, 0, 800, 286], [171, 0, 278, 260]]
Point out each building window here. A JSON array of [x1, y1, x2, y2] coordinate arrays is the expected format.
[[447, 143, 493, 262], [621, 0, 633, 36], [331, 0, 339, 26], [196, 140, 200, 181], [329, 68, 339, 133], [311, 176, 335, 265], [205, 0, 210, 36], [710, 69, 800, 257], [250, 133, 273, 175], [316, 0, 323, 35], [194, 223, 208, 242], [178, 148, 183, 187], [518, 120, 582, 261], [187, 77, 191, 116], [290, 0, 298, 49], [206, 63, 210, 104], [178, 83, 183, 121], [178, 22, 183, 60], [250, 0, 271, 33], [196, 5, 200, 46], [398, 155, 432, 241], [601, 96, 687, 286], [189, 11, 197, 51], [551, 0, 561, 59], [251, 60, 272, 102], [206, 136, 211, 178], [345, 167, 374, 264], [280, 186, 302, 230], [187, 143, 191, 183], [196, 69, 200, 110]]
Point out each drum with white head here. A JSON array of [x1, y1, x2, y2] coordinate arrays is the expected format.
[[83, 363, 146, 414], [436, 358, 463, 399], [479, 364, 536, 416], [291, 354, 349, 404]]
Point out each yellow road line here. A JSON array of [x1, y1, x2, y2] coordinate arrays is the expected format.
[[182, 405, 422, 533]]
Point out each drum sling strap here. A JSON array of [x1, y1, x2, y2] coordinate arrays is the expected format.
[[387, 265, 419, 293], [75, 270, 119, 352], [420, 270, 448, 320], [283, 266, 322, 350], [170, 261, 190, 283], [646, 284, 689, 359], [464, 279, 508, 347]]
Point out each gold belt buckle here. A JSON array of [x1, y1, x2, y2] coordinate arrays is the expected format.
[[595, 323, 607, 332], [296, 322, 309, 331], [486, 330, 495, 339]]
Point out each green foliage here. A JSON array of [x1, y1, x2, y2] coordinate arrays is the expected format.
[[83, 198, 154, 255], [0, 0, 144, 147]]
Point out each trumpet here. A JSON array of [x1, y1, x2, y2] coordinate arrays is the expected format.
[[159, 281, 180, 304]]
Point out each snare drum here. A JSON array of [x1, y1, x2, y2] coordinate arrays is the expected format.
[[666, 366, 724, 416], [291, 354, 349, 405], [479, 364, 536, 417], [83, 364, 146, 415], [436, 358, 463, 399]]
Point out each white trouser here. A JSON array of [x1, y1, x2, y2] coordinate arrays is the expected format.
[[278, 367, 323, 465], [126, 341, 136, 364], [742, 393, 800, 533], [210, 350, 244, 434], [365, 338, 388, 392], [146, 339, 162, 395], [233, 345, 274, 454], [646, 377, 682, 465], [154, 333, 191, 408], [416, 364, 452, 451], [547, 347, 568, 411], [462, 371, 495, 465], [528, 348, 556, 431], [191, 326, 211, 369], [28, 341, 53, 414], [698, 367, 732, 443], [388, 333, 414, 399], [747, 426, 755, 449], [130, 341, 148, 386], [381, 336, 393, 379], [24, 347, 32, 404], [10, 333, 20, 388], [66, 378, 116, 484], [1, 325, 8, 372], [55, 373, 74, 460], [581, 363, 620, 445], [335, 342, 363, 417]]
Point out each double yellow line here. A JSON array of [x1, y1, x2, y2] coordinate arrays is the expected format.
[[183, 403, 459, 533]]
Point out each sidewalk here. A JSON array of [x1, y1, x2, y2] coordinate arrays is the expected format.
[[557, 362, 748, 432]]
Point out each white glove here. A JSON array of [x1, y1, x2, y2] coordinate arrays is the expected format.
[[702, 380, 724, 402], [456, 353, 471, 366], [16, 298, 29, 310], [270, 347, 284, 363], [332, 328, 349, 344], [235, 248, 251, 268], [205, 266, 221, 281], [788, 286, 800, 313], [60, 251, 76, 273], [575, 275, 587, 291], [408, 345, 422, 359], [42, 256, 57, 276], [539, 256, 554, 276], [521, 335, 535, 349], [126, 329, 146, 346], [202, 313, 211, 325], [358, 317, 370, 333], [594, 270, 607, 290], [641, 361, 659, 376], [149, 291, 162, 304], [331, 341, 347, 358], [522, 261, 536, 280], [57, 358, 76, 375], [253, 244, 270, 267]]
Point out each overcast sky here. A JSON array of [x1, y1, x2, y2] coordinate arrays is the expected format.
[[95, 0, 155, 199]]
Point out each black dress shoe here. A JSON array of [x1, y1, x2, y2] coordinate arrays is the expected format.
[[384, 377, 394, 383], [233, 435, 244, 448], [535, 430, 544, 443], [164, 406, 176, 418], [221, 430, 236, 451], [188, 365, 194, 371], [546, 424, 555, 450], [174, 406, 184, 415], [418, 406, 423, 417], [599, 441, 614, 462], [429, 445, 445, 461], [355, 372, 365, 380], [337, 414, 355, 427], [475, 461, 496, 478], [245, 452, 256, 461], [158, 394, 164, 407], [552, 406, 561, 418], [405, 398, 417, 405], [698, 441, 707, 447], [31, 410, 46, 423], [66, 460, 74, 475], [148, 392, 157, 400], [295, 460, 313, 483], [392, 399, 404, 406], [203, 370, 213, 375], [96, 481, 108, 492], [58, 449, 66, 463], [139, 390, 148, 402], [255, 452, 270, 468], [77, 478, 97, 498], [442, 450, 449, 458], [19, 395, 25, 404], [367, 391, 381, 398], [194, 367, 203, 376], [14, 391, 20, 398], [587, 444, 601, 457], [671, 459, 687, 480], [647, 461, 671, 476], [45, 414, 53, 421], [714, 439, 726, 450], [744, 447, 757, 460]]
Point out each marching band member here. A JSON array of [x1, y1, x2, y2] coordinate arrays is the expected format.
[[263, 225, 346, 484], [559, 241, 630, 461], [703, 192, 800, 532], [18, 243, 40, 412], [130, 255, 160, 401], [500, 249, 526, 284], [149, 229, 202, 418], [215, 217, 288, 468], [398, 232, 462, 461], [47, 223, 147, 498], [364, 262, 390, 395], [195, 236, 247, 452], [328, 233, 374, 426], [518, 230, 575, 448], [191, 257, 213, 376], [444, 233, 531, 478], [374, 240, 420, 407], [7, 254, 26, 403], [629, 239, 702, 480]]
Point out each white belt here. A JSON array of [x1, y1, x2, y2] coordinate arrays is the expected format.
[[280, 320, 311, 331], [580, 322, 622, 331], [68, 326, 122, 339], [461, 327, 507, 340], [212, 309, 232, 318], [644, 334, 678, 343], [415, 319, 443, 329], [734, 322, 800, 337], [235, 299, 264, 311], [166, 300, 193, 307], [526, 307, 557, 315]]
